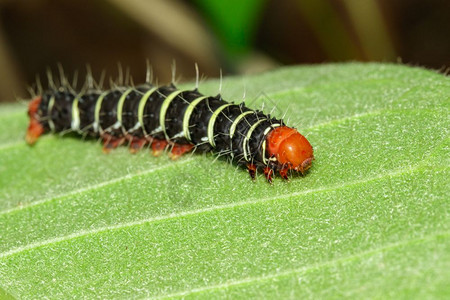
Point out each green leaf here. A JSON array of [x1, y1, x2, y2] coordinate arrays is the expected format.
[[0, 63, 448, 299]]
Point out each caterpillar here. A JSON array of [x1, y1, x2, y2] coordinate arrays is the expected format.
[[25, 67, 314, 183]]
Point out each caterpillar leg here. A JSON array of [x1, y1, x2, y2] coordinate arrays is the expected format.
[[26, 96, 44, 145], [151, 139, 169, 157], [279, 168, 289, 181], [102, 134, 125, 153], [263, 167, 274, 183], [247, 163, 257, 180], [128, 137, 148, 154], [169, 143, 194, 160]]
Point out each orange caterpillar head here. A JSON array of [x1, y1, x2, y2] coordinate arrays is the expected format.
[[266, 126, 314, 175], [26, 96, 44, 145]]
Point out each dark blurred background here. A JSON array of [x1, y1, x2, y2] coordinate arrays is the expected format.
[[0, 0, 449, 102]]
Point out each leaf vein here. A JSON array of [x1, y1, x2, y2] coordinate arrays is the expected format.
[[152, 232, 449, 299], [0, 158, 194, 216]]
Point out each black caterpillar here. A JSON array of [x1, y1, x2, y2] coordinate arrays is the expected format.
[[26, 68, 314, 182]]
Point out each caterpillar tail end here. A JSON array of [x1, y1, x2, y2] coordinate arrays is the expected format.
[[26, 96, 44, 145]]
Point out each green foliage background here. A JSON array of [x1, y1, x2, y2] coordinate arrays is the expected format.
[[0, 63, 448, 298]]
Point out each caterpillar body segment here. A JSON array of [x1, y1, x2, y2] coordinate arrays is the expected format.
[[26, 81, 314, 182]]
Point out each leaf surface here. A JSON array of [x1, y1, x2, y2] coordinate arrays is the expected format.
[[0, 63, 448, 299]]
